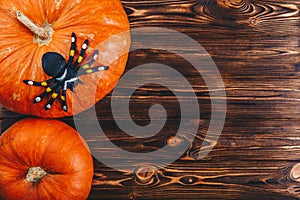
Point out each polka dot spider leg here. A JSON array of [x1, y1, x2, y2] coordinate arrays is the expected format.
[[23, 32, 109, 112]]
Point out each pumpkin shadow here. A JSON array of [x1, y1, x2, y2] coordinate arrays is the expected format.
[[0, 107, 28, 134], [0, 106, 76, 135]]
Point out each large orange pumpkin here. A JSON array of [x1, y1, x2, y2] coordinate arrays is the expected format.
[[0, 0, 130, 118], [0, 118, 94, 200]]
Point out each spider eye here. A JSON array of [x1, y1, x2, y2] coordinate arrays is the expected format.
[[42, 52, 67, 77]]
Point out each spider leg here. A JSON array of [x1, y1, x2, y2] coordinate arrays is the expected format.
[[61, 89, 68, 112], [67, 32, 77, 67], [33, 82, 58, 104], [64, 78, 78, 92], [77, 66, 109, 76], [23, 78, 56, 87], [60, 77, 78, 112], [78, 79, 84, 85], [72, 39, 89, 68], [45, 85, 62, 110], [77, 50, 99, 72]]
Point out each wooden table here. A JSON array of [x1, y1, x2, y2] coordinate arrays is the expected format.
[[2, 0, 300, 199]]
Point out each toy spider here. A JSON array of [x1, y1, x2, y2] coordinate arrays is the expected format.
[[23, 32, 109, 112]]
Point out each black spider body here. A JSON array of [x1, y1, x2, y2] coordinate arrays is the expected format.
[[23, 32, 109, 112], [42, 52, 67, 77], [42, 52, 80, 92]]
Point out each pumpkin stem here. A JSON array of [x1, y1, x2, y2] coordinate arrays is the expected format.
[[26, 167, 47, 183], [16, 11, 53, 46]]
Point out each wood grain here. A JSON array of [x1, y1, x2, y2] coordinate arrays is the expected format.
[[1, 0, 300, 199]]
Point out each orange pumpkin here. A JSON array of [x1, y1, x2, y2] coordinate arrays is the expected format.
[[0, 118, 94, 200], [0, 0, 130, 118]]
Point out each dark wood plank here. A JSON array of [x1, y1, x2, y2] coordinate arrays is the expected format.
[[1, 0, 300, 199]]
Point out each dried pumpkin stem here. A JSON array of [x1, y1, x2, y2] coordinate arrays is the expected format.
[[16, 11, 50, 41], [26, 167, 47, 183]]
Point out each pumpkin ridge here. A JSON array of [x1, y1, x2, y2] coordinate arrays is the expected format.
[[48, 0, 83, 26], [7, 46, 44, 114], [0, 32, 35, 61], [37, 176, 72, 200], [0, 43, 40, 79], [43, 0, 72, 25], [0, 147, 26, 171], [4, 138, 29, 167], [25, 45, 43, 81]]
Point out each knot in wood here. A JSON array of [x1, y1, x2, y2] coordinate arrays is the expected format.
[[167, 136, 183, 148], [290, 163, 300, 182], [216, 0, 251, 21], [179, 175, 198, 185], [217, 0, 246, 9], [134, 166, 158, 185]]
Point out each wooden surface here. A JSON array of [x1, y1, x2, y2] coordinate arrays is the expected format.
[[1, 0, 300, 199]]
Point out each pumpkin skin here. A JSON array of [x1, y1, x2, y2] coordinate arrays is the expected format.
[[0, 118, 94, 200], [0, 0, 130, 118]]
